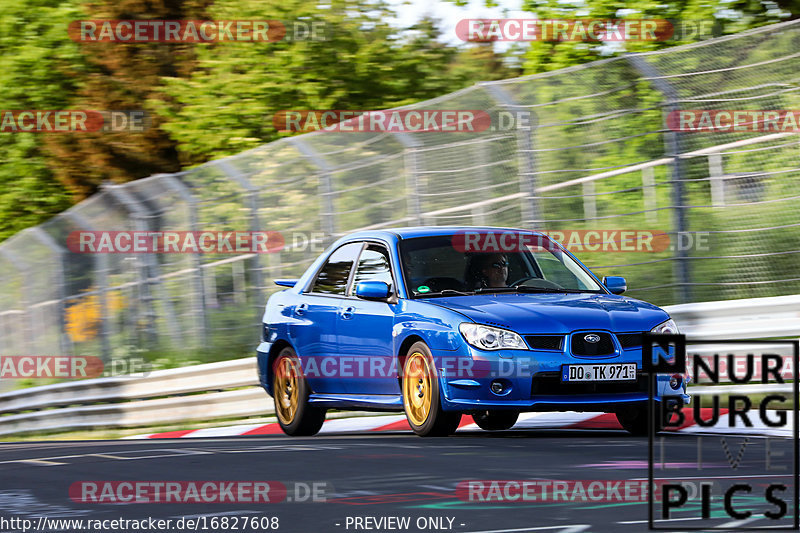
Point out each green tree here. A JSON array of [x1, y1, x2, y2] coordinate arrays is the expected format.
[[0, 0, 85, 240], [43, 0, 211, 198], [154, 0, 519, 163]]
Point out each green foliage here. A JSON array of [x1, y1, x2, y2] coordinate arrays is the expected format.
[[0, 0, 85, 240], [154, 0, 520, 163]]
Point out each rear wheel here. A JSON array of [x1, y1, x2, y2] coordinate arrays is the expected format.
[[402, 342, 461, 437], [473, 410, 519, 431], [272, 347, 326, 436], [616, 405, 664, 436]]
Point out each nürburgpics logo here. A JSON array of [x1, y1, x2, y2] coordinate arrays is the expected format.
[[645, 334, 799, 529], [272, 110, 533, 133], [0, 111, 147, 133], [68, 20, 327, 43]]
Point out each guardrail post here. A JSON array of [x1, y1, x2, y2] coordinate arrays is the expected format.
[[482, 82, 540, 229], [627, 54, 691, 304]]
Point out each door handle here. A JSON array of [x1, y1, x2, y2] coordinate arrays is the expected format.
[[295, 303, 308, 316], [341, 306, 356, 319]]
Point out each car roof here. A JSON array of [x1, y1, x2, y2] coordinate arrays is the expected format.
[[341, 226, 543, 242]]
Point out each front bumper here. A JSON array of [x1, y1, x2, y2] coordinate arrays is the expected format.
[[433, 345, 691, 412]]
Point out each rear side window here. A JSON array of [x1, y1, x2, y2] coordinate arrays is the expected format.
[[311, 242, 363, 295], [350, 244, 393, 293]]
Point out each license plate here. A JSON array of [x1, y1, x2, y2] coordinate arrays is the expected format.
[[561, 363, 637, 382]]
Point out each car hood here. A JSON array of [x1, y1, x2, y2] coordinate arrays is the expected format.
[[421, 292, 669, 334]]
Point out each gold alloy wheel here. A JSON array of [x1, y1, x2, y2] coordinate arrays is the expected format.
[[403, 352, 433, 426], [274, 356, 299, 425]]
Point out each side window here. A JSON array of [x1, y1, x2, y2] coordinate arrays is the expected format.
[[351, 245, 393, 293], [311, 242, 363, 295]]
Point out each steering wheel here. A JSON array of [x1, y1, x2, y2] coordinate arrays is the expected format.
[[509, 276, 564, 289]]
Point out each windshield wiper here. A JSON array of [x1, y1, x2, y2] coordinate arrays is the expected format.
[[474, 286, 594, 294], [417, 289, 475, 297], [513, 286, 590, 294]]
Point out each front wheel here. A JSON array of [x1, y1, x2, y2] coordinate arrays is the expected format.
[[616, 405, 664, 436], [272, 347, 326, 436], [402, 342, 461, 437], [473, 410, 519, 431]]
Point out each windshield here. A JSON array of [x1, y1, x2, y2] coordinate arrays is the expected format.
[[399, 233, 605, 297]]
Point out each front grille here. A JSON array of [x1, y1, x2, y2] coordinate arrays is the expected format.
[[531, 372, 647, 396], [525, 335, 564, 351], [616, 333, 643, 349], [570, 332, 614, 356]]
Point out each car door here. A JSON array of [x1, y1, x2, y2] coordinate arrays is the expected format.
[[289, 242, 362, 394], [336, 243, 399, 395]]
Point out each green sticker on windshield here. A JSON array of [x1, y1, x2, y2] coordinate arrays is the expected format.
[[417, 285, 430, 293]]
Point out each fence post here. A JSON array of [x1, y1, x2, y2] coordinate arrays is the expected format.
[[63, 210, 112, 362], [213, 159, 266, 319], [392, 132, 423, 225], [0, 248, 33, 355], [708, 153, 726, 207], [161, 174, 209, 346], [642, 167, 658, 223], [28, 227, 73, 357], [102, 182, 179, 349], [482, 82, 540, 229], [290, 139, 337, 241], [627, 54, 691, 304]]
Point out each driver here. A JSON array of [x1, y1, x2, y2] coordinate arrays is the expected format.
[[466, 253, 508, 289]]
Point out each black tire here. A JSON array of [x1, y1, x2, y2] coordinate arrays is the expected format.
[[473, 410, 519, 431], [401, 342, 462, 437], [616, 405, 664, 436], [272, 347, 326, 436]]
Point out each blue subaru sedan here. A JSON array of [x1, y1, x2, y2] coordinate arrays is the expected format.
[[256, 227, 689, 437]]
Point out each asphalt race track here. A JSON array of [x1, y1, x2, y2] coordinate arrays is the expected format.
[[0, 429, 795, 533]]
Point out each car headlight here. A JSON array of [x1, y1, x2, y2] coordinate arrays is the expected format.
[[651, 318, 679, 334], [459, 323, 527, 351]]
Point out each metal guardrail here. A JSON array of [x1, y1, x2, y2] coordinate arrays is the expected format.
[[0, 358, 266, 436], [0, 294, 797, 435]]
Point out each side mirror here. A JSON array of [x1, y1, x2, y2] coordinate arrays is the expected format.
[[355, 281, 391, 300], [602, 276, 627, 295]]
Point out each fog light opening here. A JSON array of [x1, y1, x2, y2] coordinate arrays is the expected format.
[[490, 380, 507, 395]]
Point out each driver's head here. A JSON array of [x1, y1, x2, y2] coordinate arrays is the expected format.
[[478, 253, 508, 288]]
